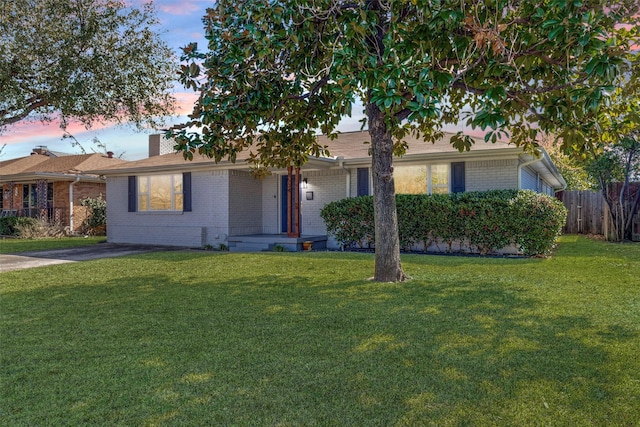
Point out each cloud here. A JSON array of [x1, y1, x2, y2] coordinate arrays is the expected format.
[[174, 92, 199, 116], [1, 120, 90, 146], [157, 0, 203, 16]]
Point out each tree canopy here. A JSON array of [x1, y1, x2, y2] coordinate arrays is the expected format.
[[173, 0, 639, 281], [0, 0, 175, 132]]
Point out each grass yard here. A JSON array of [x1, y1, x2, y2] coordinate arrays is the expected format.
[[0, 236, 105, 254], [1, 235, 638, 426]]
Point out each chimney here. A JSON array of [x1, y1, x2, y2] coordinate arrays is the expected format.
[[32, 145, 48, 155], [148, 134, 175, 157], [106, 151, 114, 158]]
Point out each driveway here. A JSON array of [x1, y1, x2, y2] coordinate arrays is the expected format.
[[0, 243, 179, 272]]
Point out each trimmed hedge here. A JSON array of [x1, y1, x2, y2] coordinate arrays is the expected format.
[[320, 190, 568, 256]]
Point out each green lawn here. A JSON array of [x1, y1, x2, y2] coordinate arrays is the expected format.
[[0, 236, 106, 254], [1, 236, 638, 426]]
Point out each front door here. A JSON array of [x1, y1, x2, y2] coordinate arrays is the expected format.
[[281, 175, 297, 233]]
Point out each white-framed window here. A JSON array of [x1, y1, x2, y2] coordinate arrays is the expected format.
[[395, 164, 450, 195], [137, 174, 183, 211], [429, 164, 450, 194]]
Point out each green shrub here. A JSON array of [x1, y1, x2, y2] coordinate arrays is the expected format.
[[508, 191, 568, 256], [0, 217, 38, 237], [320, 195, 375, 248], [321, 190, 567, 256], [79, 194, 107, 234]]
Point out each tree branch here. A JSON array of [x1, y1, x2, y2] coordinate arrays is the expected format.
[[0, 98, 49, 127]]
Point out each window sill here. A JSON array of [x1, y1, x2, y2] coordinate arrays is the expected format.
[[135, 211, 185, 215]]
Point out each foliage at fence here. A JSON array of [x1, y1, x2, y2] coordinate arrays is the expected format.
[[79, 194, 107, 235], [321, 190, 567, 256]]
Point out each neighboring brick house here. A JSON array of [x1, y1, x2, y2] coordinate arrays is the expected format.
[[87, 131, 566, 250], [0, 147, 126, 232]]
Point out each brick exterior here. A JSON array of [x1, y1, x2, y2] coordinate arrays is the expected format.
[[301, 169, 349, 235], [106, 171, 229, 247], [148, 134, 175, 156], [1, 180, 105, 231], [229, 170, 262, 235], [466, 159, 519, 191], [102, 154, 560, 249]]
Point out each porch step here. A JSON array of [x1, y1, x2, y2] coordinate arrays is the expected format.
[[227, 234, 327, 252], [229, 242, 272, 252]]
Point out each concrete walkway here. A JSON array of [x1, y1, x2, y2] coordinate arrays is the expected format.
[[0, 243, 179, 272]]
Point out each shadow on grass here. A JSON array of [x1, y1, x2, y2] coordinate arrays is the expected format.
[[2, 263, 638, 426]]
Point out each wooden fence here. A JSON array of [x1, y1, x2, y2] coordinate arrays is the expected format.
[[558, 187, 640, 241], [557, 190, 605, 235]]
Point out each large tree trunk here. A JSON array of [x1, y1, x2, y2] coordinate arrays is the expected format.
[[367, 103, 407, 282]]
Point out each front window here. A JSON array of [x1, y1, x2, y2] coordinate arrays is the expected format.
[[395, 164, 450, 195], [429, 164, 449, 194], [22, 183, 53, 209], [395, 165, 427, 194], [138, 174, 183, 211]]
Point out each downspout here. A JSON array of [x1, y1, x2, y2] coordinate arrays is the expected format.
[[338, 157, 349, 197], [554, 180, 567, 194], [69, 175, 80, 233]]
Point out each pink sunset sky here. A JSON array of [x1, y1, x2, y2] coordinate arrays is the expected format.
[[0, 0, 370, 161], [1, 0, 490, 162], [1, 1, 216, 161]]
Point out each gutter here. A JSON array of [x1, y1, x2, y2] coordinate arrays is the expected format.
[[517, 156, 543, 190], [69, 175, 81, 233]]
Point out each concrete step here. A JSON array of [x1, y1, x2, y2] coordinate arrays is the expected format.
[[229, 242, 271, 252]]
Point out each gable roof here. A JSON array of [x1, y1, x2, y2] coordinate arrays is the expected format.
[[83, 130, 565, 190], [86, 131, 518, 174], [0, 153, 127, 182], [316, 130, 519, 164]]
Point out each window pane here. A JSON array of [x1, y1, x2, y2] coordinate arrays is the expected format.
[[431, 164, 449, 194], [395, 165, 426, 194], [138, 195, 149, 211], [149, 175, 172, 210], [137, 174, 184, 211], [138, 177, 148, 193], [174, 194, 183, 211], [432, 165, 449, 186], [23, 185, 29, 208]]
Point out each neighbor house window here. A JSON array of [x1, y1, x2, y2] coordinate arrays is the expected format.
[[395, 164, 450, 195], [22, 183, 53, 210], [137, 174, 183, 211]]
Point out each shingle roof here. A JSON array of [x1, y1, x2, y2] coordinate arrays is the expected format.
[[0, 154, 50, 175], [0, 153, 126, 179], [87, 130, 519, 174], [317, 130, 514, 159]]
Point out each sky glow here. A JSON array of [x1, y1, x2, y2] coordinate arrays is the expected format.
[[0, 1, 210, 160]]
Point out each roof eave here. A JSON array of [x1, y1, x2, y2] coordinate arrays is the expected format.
[[519, 151, 567, 190], [336, 146, 524, 167], [0, 172, 104, 183]]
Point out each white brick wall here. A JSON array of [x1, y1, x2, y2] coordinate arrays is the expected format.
[[106, 171, 230, 248], [229, 170, 262, 235], [301, 169, 348, 235], [521, 167, 538, 191], [466, 159, 519, 191], [105, 156, 547, 249]]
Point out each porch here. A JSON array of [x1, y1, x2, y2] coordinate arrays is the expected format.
[[227, 234, 328, 252]]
